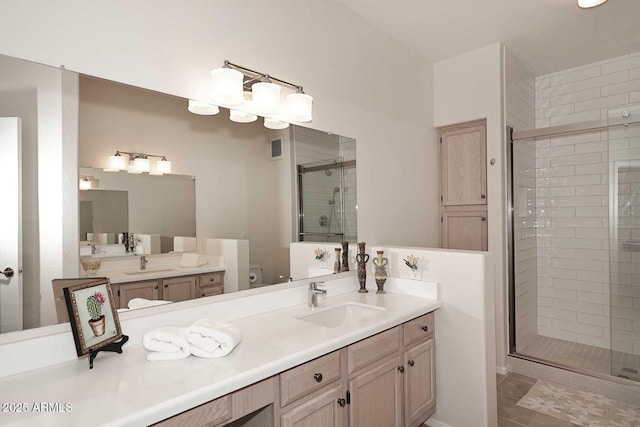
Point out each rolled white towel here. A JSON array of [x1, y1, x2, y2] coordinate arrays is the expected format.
[[142, 327, 191, 361], [128, 298, 173, 310], [186, 319, 242, 358]]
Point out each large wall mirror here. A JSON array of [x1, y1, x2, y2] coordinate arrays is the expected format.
[[0, 53, 357, 335]]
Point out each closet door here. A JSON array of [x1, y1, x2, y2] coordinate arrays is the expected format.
[[440, 123, 487, 206]]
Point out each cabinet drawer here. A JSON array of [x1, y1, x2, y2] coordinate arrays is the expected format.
[[403, 312, 434, 347], [280, 350, 341, 406], [152, 394, 231, 427], [347, 327, 400, 374], [200, 286, 223, 298], [200, 272, 224, 288]]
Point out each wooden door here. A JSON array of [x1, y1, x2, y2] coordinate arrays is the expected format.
[[162, 276, 196, 303], [119, 280, 159, 308], [281, 383, 344, 427], [404, 339, 435, 426], [440, 122, 487, 206], [349, 356, 403, 427], [442, 209, 488, 251]]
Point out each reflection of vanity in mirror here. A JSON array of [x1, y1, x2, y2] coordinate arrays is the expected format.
[[0, 53, 357, 334]]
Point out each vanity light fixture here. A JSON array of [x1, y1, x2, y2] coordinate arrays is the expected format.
[[207, 60, 313, 127], [103, 151, 172, 175], [578, 0, 607, 8], [229, 109, 258, 123]]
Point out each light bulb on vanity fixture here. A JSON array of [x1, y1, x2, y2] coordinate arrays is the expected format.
[[188, 99, 219, 115], [79, 177, 92, 190], [578, 0, 607, 8], [103, 151, 172, 175], [264, 118, 289, 130]]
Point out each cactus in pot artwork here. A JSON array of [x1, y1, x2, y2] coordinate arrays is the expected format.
[[87, 291, 107, 337]]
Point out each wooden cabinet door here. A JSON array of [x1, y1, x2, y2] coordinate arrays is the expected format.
[[440, 123, 487, 206], [404, 339, 435, 426], [162, 276, 197, 303], [119, 280, 159, 308], [349, 356, 403, 427], [442, 210, 488, 251], [281, 383, 344, 427]]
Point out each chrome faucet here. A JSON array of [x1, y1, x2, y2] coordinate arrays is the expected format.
[[140, 255, 148, 270], [308, 281, 327, 308]]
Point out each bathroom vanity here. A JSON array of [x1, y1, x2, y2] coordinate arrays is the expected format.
[[0, 275, 441, 427], [111, 271, 225, 308], [154, 312, 436, 427]]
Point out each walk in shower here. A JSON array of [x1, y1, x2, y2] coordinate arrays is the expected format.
[[509, 106, 640, 383], [297, 159, 357, 243]]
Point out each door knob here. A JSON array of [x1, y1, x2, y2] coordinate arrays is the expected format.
[[421, 325, 429, 332], [337, 398, 346, 407], [1, 267, 14, 278], [398, 366, 405, 373], [408, 360, 415, 367], [313, 373, 323, 382]]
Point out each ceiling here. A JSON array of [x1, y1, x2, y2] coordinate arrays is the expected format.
[[337, 0, 640, 76]]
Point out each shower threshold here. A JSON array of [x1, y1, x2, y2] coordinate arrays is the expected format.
[[514, 335, 640, 384]]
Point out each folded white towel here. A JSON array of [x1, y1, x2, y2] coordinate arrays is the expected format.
[[186, 319, 242, 358], [128, 298, 173, 310], [142, 327, 191, 361]]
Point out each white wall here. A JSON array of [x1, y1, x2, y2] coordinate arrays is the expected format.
[[433, 43, 507, 371], [0, 0, 439, 250]]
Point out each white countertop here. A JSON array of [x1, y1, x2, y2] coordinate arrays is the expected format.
[[0, 283, 440, 426], [101, 265, 225, 284]]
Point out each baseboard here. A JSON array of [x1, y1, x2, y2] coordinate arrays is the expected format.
[[496, 365, 509, 375], [425, 416, 453, 427]]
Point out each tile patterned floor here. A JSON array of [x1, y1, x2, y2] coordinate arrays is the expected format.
[[497, 372, 576, 427], [520, 335, 640, 382]]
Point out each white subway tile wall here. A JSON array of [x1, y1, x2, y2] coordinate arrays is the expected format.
[[534, 50, 640, 356]]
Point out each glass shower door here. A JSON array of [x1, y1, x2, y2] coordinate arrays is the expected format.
[[298, 160, 345, 243], [608, 106, 640, 381]]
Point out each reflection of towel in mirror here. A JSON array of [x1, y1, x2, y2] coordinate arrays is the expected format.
[[128, 298, 173, 310], [142, 327, 191, 361], [186, 319, 242, 358]]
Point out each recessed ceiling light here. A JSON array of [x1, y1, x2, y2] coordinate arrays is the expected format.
[[578, 0, 608, 8]]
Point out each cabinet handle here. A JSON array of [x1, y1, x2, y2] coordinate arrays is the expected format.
[[337, 398, 346, 407], [154, 285, 158, 290], [398, 366, 405, 373], [421, 325, 429, 332], [481, 194, 486, 199], [164, 284, 168, 288], [481, 217, 486, 221], [313, 373, 323, 382], [408, 360, 415, 367]]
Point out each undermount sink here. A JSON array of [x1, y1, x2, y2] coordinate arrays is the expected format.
[[123, 268, 174, 275], [295, 302, 387, 328]]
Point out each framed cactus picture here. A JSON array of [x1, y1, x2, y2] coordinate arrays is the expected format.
[[63, 278, 123, 357]]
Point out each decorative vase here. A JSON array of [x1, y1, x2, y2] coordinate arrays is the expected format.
[[341, 241, 349, 272], [88, 315, 106, 337], [355, 242, 369, 293], [373, 250, 388, 294], [334, 248, 342, 274]]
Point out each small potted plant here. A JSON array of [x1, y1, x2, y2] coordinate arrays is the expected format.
[[87, 291, 106, 337], [403, 255, 420, 279]]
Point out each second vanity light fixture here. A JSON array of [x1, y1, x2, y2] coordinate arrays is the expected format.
[[578, 0, 607, 8], [188, 60, 313, 130], [104, 151, 172, 175]]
